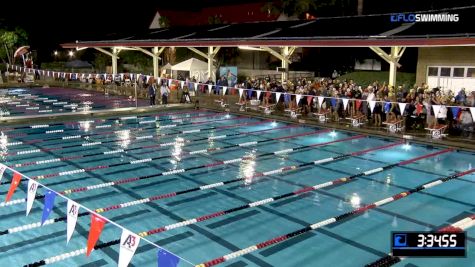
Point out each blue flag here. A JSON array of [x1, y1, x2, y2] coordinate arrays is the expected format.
[[41, 190, 57, 225], [330, 98, 336, 107], [247, 89, 252, 99], [384, 102, 391, 113], [284, 94, 290, 104], [157, 249, 179, 267], [451, 107, 461, 119]]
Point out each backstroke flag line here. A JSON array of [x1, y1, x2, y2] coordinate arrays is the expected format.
[[67, 200, 80, 243], [41, 190, 57, 225], [87, 214, 106, 256], [119, 230, 140, 267], [6, 172, 22, 202], [26, 179, 38, 216], [0, 163, 6, 183]]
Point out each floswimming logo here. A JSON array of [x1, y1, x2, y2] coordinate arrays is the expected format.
[[390, 13, 459, 22]]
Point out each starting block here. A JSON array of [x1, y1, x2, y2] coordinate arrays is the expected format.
[[235, 102, 247, 111], [346, 114, 365, 127], [285, 108, 301, 119], [383, 119, 404, 133], [313, 110, 331, 123], [214, 99, 228, 108], [425, 125, 448, 139], [259, 104, 275, 115]]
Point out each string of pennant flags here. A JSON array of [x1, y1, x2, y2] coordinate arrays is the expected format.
[[9, 64, 475, 120], [0, 163, 192, 267]]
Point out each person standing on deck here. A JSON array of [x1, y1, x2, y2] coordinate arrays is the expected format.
[[160, 81, 171, 105], [148, 77, 156, 106]]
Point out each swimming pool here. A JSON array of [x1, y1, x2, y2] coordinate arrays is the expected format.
[[0, 87, 147, 117], [0, 109, 473, 267]]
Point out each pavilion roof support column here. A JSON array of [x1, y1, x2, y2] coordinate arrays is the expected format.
[[369, 46, 405, 87], [208, 46, 220, 82], [152, 47, 165, 78], [93, 47, 121, 75], [260, 46, 294, 82]]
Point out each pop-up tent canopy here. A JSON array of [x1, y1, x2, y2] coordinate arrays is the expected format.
[[171, 57, 214, 82]]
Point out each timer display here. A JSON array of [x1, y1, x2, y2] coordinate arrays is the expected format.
[[392, 232, 466, 257]]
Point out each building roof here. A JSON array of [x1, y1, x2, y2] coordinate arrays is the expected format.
[[63, 6, 475, 48]]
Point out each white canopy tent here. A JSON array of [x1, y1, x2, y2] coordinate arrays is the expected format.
[[171, 57, 214, 82], [160, 63, 172, 76]]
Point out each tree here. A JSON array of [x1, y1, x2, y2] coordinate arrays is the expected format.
[[159, 16, 170, 28], [0, 27, 28, 65], [262, 0, 343, 19]]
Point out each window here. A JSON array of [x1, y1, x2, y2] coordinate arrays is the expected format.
[[467, 68, 475, 78], [428, 67, 438, 76], [453, 67, 464, 77], [440, 67, 451, 77]]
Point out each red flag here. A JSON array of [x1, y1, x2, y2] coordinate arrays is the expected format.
[[5, 172, 22, 202], [416, 103, 423, 115], [356, 100, 362, 110], [86, 214, 106, 256], [307, 96, 313, 106]]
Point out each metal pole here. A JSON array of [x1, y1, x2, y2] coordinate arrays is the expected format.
[[134, 81, 138, 108]]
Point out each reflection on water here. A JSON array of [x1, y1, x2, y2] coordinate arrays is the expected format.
[[79, 120, 92, 132], [0, 132, 8, 160], [350, 193, 361, 208], [240, 150, 256, 186], [116, 130, 131, 148]]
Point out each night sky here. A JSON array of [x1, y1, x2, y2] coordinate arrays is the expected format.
[[0, 0, 472, 63]]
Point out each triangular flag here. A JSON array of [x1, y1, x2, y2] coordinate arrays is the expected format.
[[66, 200, 80, 243], [157, 249, 180, 267], [238, 88, 244, 98], [180, 81, 184, 88], [416, 103, 423, 115], [26, 179, 38, 216], [146, 76, 151, 84], [432, 105, 442, 117], [86, 214, 106, 256], [118, 230, 141, 267], [317, 96, 324, 108], [157, 78, 161, 85], [451, 107, 461, 119], [247, 89, 252, 98], [41, 190, 56, 225], [168, 79, 172, 87], [330, 98, 336, 107], [356, 100, 362, 110], [0, 163, 6, 183], [307, 96, 313, 106], [369, 100, 376, 113], [222, 86, 227, 95], [194, 82, 198, 90], [470, 107, 475, 121], [384, 102, 391, 113], [398, 103, 407, 115], [256, 90, 262, 99], [342, 98, 349, 110], [5, 172, 22, 202], [296, 94, 302, 105], [275, 92, 282, 102], [207, 84, 213, 94]]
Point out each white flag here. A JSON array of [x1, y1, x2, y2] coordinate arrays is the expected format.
[[0, 163, 6, 183], [398, 103, 407, 115], [296, 94, 302, 105], [26, 179, 38, 216], [238, 88, 244, 98], [207, 84, 213, 94], [222, 86, 227, 95], [145, 76, 151, 84], [317, 96, 324, 108], [275, 92, 282, 102], [432, 105, 441, 117], [369, 100, 376, 113], [168, 79, 172, 87], [118, 230, 140, 267], [120, 74, 124, 80], [194, 82, 199, 90], [342, 98, 349, 110], [66, 200, 80, 243], [180, 81, 184, 88], [256, 90, 262, 99], [470, 107, 475, 121]]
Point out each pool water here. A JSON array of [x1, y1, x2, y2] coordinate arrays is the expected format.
[[0, 87, 147, 117], [0, 109, 473, 267]]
